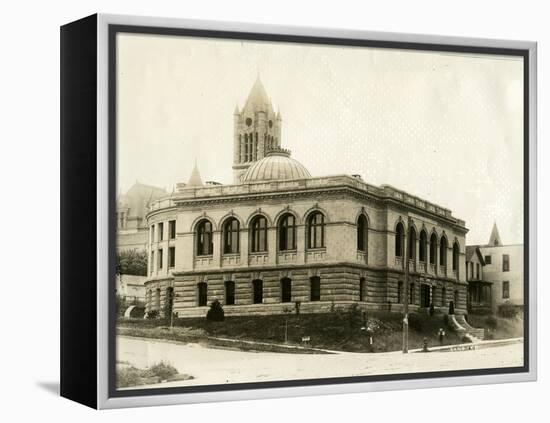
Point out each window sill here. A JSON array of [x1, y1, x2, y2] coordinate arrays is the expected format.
[[307, 247, 326, 252]]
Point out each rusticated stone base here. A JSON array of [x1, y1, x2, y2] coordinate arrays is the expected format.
[[144, 263, 468, 318]]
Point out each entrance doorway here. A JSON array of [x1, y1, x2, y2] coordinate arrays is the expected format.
[[420, 284, 431, 308]]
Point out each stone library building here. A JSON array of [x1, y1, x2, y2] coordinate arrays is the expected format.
[[143, 77, 469, 318]]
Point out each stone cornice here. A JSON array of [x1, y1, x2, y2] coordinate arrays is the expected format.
[[147, 179, 467, 231]]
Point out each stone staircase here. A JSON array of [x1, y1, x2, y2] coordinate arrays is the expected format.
[[448, 314, 485, 342]]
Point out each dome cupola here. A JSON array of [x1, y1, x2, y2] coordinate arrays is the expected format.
[[241, 148, 311, 182]]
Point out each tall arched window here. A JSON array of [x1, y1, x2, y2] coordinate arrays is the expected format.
[[310, 276, 321, 301], [419, 230, 427, 262], [357, 215, 368, 251], [223, 218, 240, 254], [250, 215, 268, 253], [307, 212, 325, 249], [281, 277, 292, 303], [196, 220, 213, 256], [278, 214, 296, 251], [452, 242, 460, 272], [441, 287, 447, 307], [395, 222, 405, 257], [439, 236, 448, 267], [408, 227, 417, 260], [429, 233, 437, 265]]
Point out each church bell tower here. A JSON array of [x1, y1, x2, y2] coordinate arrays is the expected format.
[[233, 76, 282, 183]]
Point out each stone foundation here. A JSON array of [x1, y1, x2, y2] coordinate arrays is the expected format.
[[144, 263, 467, 318]]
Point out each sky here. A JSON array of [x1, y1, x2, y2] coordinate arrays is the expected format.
[[116, 33, 524, 246]]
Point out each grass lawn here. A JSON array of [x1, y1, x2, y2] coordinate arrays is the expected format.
[[118, 308, 465, 353]]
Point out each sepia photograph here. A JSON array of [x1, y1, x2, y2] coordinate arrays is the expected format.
[[112, 29, 526, 392]]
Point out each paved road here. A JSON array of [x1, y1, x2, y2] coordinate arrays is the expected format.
[[117, 336, 524, 389]]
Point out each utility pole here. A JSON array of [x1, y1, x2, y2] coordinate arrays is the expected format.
[[402, 216, 411, 354]]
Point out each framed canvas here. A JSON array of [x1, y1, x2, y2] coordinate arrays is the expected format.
[[60, 14, 537, 409]]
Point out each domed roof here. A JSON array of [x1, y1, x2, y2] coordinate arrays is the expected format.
[[242, 149, 311, 182]]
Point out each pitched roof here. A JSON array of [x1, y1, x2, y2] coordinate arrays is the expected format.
[[465, 245, 485, 265], [243, 76, 274, 114], [488, 222, 503, 246], [187, 162, 204, 187]]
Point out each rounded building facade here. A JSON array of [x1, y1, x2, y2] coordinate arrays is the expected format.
[[144, 78, 469, 319]]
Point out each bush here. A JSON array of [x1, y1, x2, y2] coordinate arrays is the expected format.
[[206, 299, 225, 322], [116, 366, 142, 388], [498, 304, 519, 318], [148, 362, 178, 380], [448, 301, 455, 315], [485, 316, 498, 329], [347, 303, 363, 329], [146, 309, 159, 319]]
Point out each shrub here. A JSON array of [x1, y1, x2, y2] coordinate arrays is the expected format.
[[348, 303, 363, 329], [146, 309, 159, 319], [116, 366, 142, 388], [498, 304, 519, 318], [206, 299, 225, 322], [485, 316, 498, 329], [149, 362, 178, 380]]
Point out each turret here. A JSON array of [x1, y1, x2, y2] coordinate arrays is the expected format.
[[232, 76, 282, 183]]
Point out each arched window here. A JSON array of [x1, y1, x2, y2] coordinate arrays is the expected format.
[[454, 290, 459, 308], [281, 277, 292, 303], [278, 214, 296, 251], [452, 242, 460, 271], [429, 233, 437, 265], [408, 227, 417, 260], [395, 222, 405, 257], [357, 215, 368, 252], [196, 220, 213, 256], [419, 230, 427, 262], [197, 282, 207, 307], [441, 287, 447, 307], [252, 279, 263, 304], [409, 283, 415, 305], [308, 212, 325, 249], [439, 236, 448, 267], [250, 215, 268, 253], [225, 281, 235, 305], [223, 218, 240, 254], [310, 276, 321, 301], [359, 277, 366, 301]]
